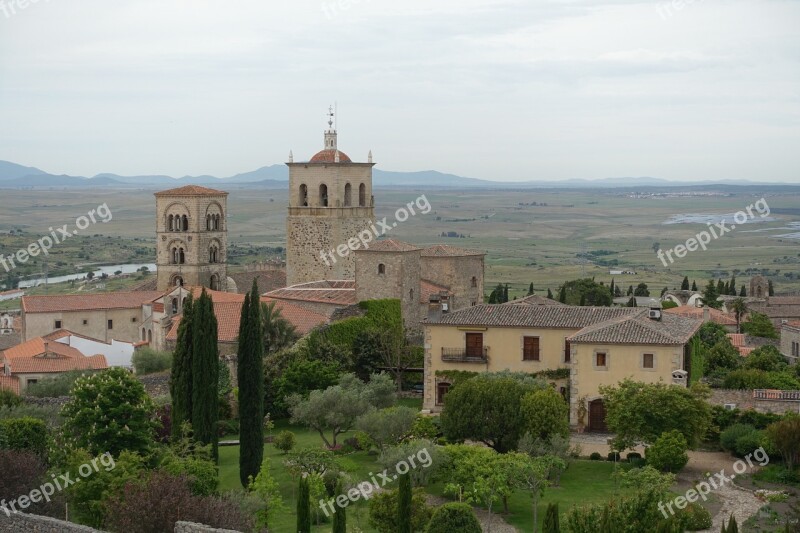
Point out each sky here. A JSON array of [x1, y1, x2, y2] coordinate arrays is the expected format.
[[0, 0, 798, 182]]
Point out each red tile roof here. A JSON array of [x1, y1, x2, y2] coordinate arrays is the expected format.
[[187, 287, 246, 303], [664, 305, 737, 326], [229, 270, 287, 294], [727, 333, 746, 347], [506, 295, 568, 307], [308, 149, 352, 163], [22, 292, 164, 313], [421, 244, 485, 257], [361, 239, 420, 252], [0, 375, 20, 395], [420, 280, 450, 304], [568, 310, 702, 346], [260, 298, 329, 335], [264, 280, 357, 306], [154, 185, 228, 196], [2, 337, 108, 373], [427, 304, 638, 329]]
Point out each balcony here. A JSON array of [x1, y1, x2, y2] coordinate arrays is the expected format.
[[441, 347, 489, 363], [754, 389, 800, 402]]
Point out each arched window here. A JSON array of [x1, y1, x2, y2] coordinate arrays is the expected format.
[[168, 214, 174, 231], [344, 183, 352, 207], [299, 184, 308, 207], [209, 246, 218, 263], [359, 183, 366, 206], [171, 247, 177, 264], [142, 328, 146, 341], [147, 330, 153, 343], [210, 274, 220, 291], [171, 298, 178, 314], [181, 215, 188, 231], [206, 214, 211, 230], [215, 214, 221, 230], [319, 184, 328, 207], [378, 263, 385, 275], [173, 276, 184, 287], [179, 248, 185, 264], [471, 276, 477, 288]]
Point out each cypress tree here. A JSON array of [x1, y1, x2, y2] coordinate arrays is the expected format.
[[610, 278, 615, 296], [297, 476, 311, 533], [691, 280, 698, 291], [627, 296, 637, 307], [558, 286, 567, 303], [727, 516, 738, 533], [239, 280, 265, 487], [528, 282, 534, 296], [740, 284, 747, 297], [717, 279, 725, 296], [192, 289, 219, 460], [579, 293, 586, 306], [729, 275, 737, 295], [768, 280, 774, 296], [627, 285, 633, 296], [398, 473, 412, 533], [547, 288, 554, 299], [503, 284, 509, 303], [543, 502, 559, 532], [170, 293, 194, 438], [332, 480, 346, 533], [681, 276, 690, 290]]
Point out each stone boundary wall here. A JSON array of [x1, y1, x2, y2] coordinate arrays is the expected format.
[[709, 389, 800, 414], [0, 515, 242, 533], [174, 522, 242, 533]]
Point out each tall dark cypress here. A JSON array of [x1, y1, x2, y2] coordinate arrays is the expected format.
[[543, 502, 560, 532], [170, 293, 194, 438], [331, 480, 346, 533], [192, 289, 219, 460], [297, 476, 311, 533], [397, 473, 412, 533], [239, 280, 265, 487], [681, 276, 690, 290]]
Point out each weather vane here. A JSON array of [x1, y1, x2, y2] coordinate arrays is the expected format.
[[328, 105, 334, 129]]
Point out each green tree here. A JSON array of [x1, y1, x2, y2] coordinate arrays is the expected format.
[[706, 340, 740, 374], [441, 375, 542, 452], [600, 379, 711, 450], [131, 347, 172, 375], [681, 277, 690, 291], [356, 406, 418, 451], [425, 503, 480, 533], [398, 472, 412, 533], [369, 488, 432, 533], [331, 480, 346, 533], [739, 284, 746, 297], [558, 278, 613, 306], [297, 476, 311, 533], [170, 293, 193, 438], [728, 275, 737, 295], [691, 280, 698, 291], [703, 279, 721, 309], [558, 286, 567, 303], [249, 458, 285, 530], [766, 414, 800, 471], [610, 278, 616, 296], [627, 296, 637, 307], [520, 387, 569, 442], [634, 283, 650, 297], [506, 452, 563, 532], [544, 502, 560, 533], [239, 280, 265, 487], [528, 283, 534, 296], [192, 289, 219, 460], [717, 279, 726, 297], [646, 430, 689, 472], [274, 358, 341, 416], [61, 368, 155, 456], [741, 311, 778, 339], [261, 300, 299, 354], [743, 345, 787, 372], [768, 280, 774, 296], [547, 288, 554, 299], [730, 298, 748, 334]]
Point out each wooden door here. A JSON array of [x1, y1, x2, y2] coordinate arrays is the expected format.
[[589, 399, 608, 432], [465, 333, 483, 358]]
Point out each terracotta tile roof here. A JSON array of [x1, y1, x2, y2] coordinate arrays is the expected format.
[[420, 280, 451, 304], [738, 346, 754, 356], [664, 305, 737, 326], [747, 304, 800, 319], [187, 287, 246, 303], [131, 277, 159, 291], [361, 239, 420, 252], [426, 304, 638, 329], [154, 185, 228, 196], [260, 298, 329, 335], [506, 295, 568, 307], [568, 310, 702, 346], [0, 289, 24, 297], [152, 302, 165, 313], [785, 321, 800, 329], [308, 149, 352, 163], [727, 333, 746, 347], [264, 280, 357, 306], [0, 375, 19, 395], [2, 337, 108, 373], [767, 296, 800, 306], [421, 244, 485, 257], [228, 270, 287, 294], [22, 292, 164, 313]]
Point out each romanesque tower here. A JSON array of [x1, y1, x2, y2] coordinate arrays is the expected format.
[[155, 185, 229, 291], [286, 109, 375, 285]]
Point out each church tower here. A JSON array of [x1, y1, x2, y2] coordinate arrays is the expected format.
[[155, 185, 229, 291], [286, 108, 375, 285]]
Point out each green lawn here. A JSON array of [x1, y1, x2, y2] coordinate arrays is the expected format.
[[218, 409, 631, 532]]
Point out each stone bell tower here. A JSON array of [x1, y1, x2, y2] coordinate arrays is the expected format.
[[286, 108, 375, 285]]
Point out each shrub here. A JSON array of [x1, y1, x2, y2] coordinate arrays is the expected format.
[[0, 417, 48, 456], [274, 430, 297, 454], [0, 403, 62, 428], [0, 389, 22, 408], [26, 370, 94, 397], [409, 415, 440, 440], [343, 436, 362, 451], [646, 430, 689, 473], [0, 449, 62, 517], [132, 347, 172, 375], [425, 502, 481, 533], [733, 429, 765, 458], [681, 501, 712, 530], [720, 424, 756, 453], [217, 419, 239, 438], [607, 451, 621, 462], [589, 452, 602, 461], [378, 440, 443, 487], [369, 488, 432, 533], [161, 453, 219, 496]]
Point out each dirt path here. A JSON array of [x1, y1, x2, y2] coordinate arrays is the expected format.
[[424, 494, 517, 533]]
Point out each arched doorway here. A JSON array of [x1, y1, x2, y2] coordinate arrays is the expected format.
[[588, 399, 608, 432]]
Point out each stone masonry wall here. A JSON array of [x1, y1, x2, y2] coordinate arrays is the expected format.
[[709, 389, 800, 414], [0, 515, 242, 533]]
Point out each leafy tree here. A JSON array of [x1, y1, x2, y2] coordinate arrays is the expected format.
[[273, 358, 341, 417], [261, 300, 299, 354], [356, 406, 418, 451], [131, 347, 172, 375], [627, 296, 637, 307], [558, 278, 613, 306], [378, 439, 444, 487], [743, 345, 787, 372], [697, 322, 728, 350], [766, 414, 800, 471], [717, 279, 726, 297], [627, 285, 634, 296], [520, 387, 569, 442], [274, 430, 296, 454], [681, 277, 690, 290], [705, 340, 741, 374], [249, 458, 285, 530], [425, 503, 481, 533], [289, 373, 396, 447], [634, 283, 650, 297], [646, 430, 689, 472], [62, 368, 155, 456], [505, 452, 563, 532], [741, 311, 778, 339], [441, 375, 542, 452], [729, 298, 748, 333], [191, 289, 219, 460], [297, 476, 311, 533], [610, 278, 616, 296], [238, 280, 265, 487], [170, 293, 194, 438], [0, 390, 21, 409], [369, 488, 432, 533], [703, 279, 721, 309], [398, 472, 412, 533], [600, 379, 711, 450], [544, 502, 560, 533], [0, 417, 48, 456]]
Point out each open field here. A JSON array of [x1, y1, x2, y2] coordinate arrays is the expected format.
[[2, 186, 799, 300]]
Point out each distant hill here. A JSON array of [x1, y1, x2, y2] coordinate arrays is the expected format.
[[0, 159, 797, 190]]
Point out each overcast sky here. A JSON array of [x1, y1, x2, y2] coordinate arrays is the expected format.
[[1, 0, 798, 182]]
